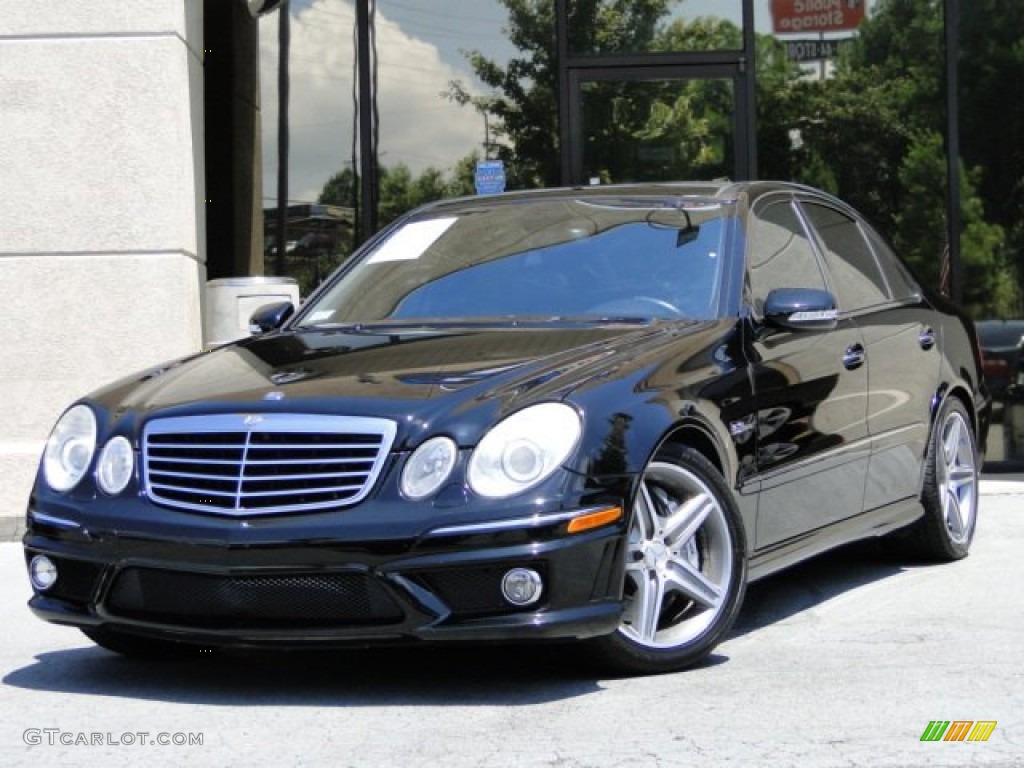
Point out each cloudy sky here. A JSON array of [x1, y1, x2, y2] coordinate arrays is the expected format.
[[258, 0, 875, 206], [259, 0, 511, 205]]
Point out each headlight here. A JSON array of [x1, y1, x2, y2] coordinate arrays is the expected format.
[[468, 403, 581, 498], [96, 436, 134, 495], [401, 436, 457, 499], [43, 404, 97, 492]]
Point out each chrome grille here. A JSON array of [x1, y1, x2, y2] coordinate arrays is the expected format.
[[143, 414, 397, 515]]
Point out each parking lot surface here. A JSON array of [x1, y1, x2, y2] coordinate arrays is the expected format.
[[2, 483, 1021, 768]]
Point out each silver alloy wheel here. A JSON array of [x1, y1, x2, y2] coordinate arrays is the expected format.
[[619, 461, 734, 649], [938, 410, 978, 545]]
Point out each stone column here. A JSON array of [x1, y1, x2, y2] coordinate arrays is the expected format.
[[0, 0, 206, 523]]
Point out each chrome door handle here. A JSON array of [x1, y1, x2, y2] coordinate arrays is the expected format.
[[919, 327, 936, 350], [843, 344, 866, 370]]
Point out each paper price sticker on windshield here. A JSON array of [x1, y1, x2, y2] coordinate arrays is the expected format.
[[367, 217, 457, 264]]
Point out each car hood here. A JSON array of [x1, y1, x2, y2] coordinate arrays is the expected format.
[[91, 321, 725, 447]]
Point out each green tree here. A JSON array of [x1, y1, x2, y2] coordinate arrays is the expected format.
[[456, 3, 808, 186], [455, 0, 676, 188], [319, 162, 465, 228], [318, 167, 356, 207], [319, 153, 481, 215], [893, 132, 1014, 317], [847, 0, 944, 129], [753, 33, 814, 182], [567, 0, 674, 54], [448, 151, 482, 198], [629, 17, 745, 181], [960, 0, 1024, 300], [792, 70, 914, 226], [791, 0, 1021, 316]]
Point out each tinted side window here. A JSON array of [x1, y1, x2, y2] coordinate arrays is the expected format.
[[862, 225, 920, 301], [747, 201, 828, 314], [802, 203, 890, 311]]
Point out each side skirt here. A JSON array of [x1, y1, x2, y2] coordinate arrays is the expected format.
[[747, 497, 924, 583]]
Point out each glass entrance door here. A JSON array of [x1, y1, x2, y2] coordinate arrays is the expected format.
[[568, 67, 748, 185]]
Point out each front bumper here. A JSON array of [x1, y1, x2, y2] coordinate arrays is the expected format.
[[23, 504, 627, 649]]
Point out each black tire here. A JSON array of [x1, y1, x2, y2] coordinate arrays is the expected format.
[[82, 628, 213, 659], [903, 397, 979, 561], [589, 446, 747, 674]]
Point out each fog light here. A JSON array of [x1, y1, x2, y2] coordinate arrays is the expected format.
[[29, 555, 58, 591], [501, 568, 543, 606]]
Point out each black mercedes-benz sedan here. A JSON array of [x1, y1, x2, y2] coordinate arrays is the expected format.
[[24, 182, 988, 673]]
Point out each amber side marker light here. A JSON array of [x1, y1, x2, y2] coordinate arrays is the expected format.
[[567, 506, 623, 534]]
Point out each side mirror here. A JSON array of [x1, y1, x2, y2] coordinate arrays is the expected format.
[[249, 301, 294, 334], [763, 288, 838, 331]]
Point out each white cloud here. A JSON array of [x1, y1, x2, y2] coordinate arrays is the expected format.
[[259, 0, 484, 206]]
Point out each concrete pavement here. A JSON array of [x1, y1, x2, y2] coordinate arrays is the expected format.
[[0, 480, 1021, 767], [0, 515, 24, 543]]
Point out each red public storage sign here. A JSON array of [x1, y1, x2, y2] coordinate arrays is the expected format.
[[771, 0, 866, 34]]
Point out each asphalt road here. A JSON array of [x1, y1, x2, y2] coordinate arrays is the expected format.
[[2, 486, 1022, 768]]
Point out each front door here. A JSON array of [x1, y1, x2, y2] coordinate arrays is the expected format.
[[744, 195, 871, 548]]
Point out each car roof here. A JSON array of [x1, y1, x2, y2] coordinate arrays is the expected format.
[[416, 180, 843, 217]]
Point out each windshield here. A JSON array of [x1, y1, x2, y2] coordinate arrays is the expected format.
[[297, 196, 733, 327]]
